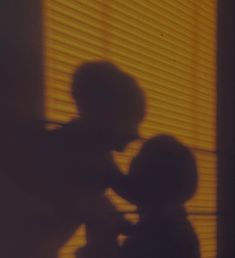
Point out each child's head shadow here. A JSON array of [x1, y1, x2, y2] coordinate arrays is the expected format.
[[129, 135, 198, 211]]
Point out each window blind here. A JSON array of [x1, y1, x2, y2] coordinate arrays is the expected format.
[[43, 1, 217, 258]]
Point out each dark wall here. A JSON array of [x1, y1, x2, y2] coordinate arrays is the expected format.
[[0, 0, 44, 123], [217, 0, 234, 257]]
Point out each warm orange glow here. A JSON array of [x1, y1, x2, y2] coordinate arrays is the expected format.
[[43, 1, 217, 258]]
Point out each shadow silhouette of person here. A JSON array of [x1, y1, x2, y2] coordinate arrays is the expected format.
[[1, 61, 145, 258], [120, 135, 201, 258]]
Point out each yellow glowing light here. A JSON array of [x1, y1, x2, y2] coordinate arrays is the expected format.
[[43, 1, 217, 258]]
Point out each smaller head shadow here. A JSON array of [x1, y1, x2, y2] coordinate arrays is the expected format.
[[129, 134, 198, 209], [121, 134, 200, 258]]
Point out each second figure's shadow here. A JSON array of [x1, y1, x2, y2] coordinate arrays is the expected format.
[[120, 135, 201, 258]]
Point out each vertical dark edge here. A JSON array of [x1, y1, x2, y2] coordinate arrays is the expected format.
[[216, 0, 234, 257], [32, 0, 45, 123], [0, 0, 44, 124]]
